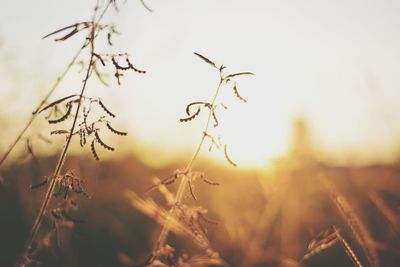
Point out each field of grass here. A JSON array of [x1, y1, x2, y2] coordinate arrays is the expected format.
[[1, 1, 400, 266], [1, 150, 400, 266]]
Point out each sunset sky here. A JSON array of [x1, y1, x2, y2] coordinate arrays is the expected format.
[[1, 0, 400, 168]]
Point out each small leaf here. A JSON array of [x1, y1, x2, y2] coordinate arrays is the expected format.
[[140, 0, 154, 12], [39, 95, 77, 113], [92, 53, 105, 66], [193, 52, 217, 69], [42, 23, 79, 39], [51, 130, 69, 135], [42, 22, 90, 42], [224, 72, 254, 79]]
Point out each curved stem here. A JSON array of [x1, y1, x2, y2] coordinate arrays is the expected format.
[[0, 1, 111, 169], [0, 47, 81, 169], [17, 2, 109, 264], [155, 79, 223, 249]]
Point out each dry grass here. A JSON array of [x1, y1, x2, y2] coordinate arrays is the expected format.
[[6, 1, 145, 265], [0, 1, 399, 267]]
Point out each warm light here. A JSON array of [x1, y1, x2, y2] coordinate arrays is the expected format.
[[207, 84, 293, 169]]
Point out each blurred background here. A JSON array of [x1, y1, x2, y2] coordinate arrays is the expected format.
[[0, 0, 400, 266]]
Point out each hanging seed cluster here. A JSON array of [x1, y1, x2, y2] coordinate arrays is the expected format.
[[136, 53, 253, 266], [91, 52, 146, 85], [179, 52, 253, 167], [39, 95, 127, 161], [53, 171, 90, 199], [30, 171, 89, 200]]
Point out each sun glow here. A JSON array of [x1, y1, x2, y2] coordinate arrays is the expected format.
[[2, 0, 400, 170], [207, 86, 293, 169]]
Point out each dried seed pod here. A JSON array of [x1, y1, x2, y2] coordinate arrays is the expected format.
[[48, 103, 72, 124], [126, 58, 146, 74], [185, 102, 206, 116], [95, 131, 115, 151], [82, 129, 86, 145], [98, 100, 115, 117], [79, 129, 86, 147], [233, 82, 247, 103], [106, 123, 127, 136], [180, 108, 201, 122], [224, 144, 237, 167], [91, 140, 100, 160], [111, 56, 130, 70]]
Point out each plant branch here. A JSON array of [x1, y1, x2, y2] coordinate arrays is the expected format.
[[18, 3, 105, 264], [155, 78, 224, 250], [0, 1, 111, 169]]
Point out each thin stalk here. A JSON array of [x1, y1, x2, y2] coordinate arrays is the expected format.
[[0, 49, 80, 169], [155, 79, 223, 249], [0, 1, 111, 169], [18, 4, 102, 264]]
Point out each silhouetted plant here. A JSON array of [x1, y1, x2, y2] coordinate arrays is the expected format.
[[16, 1, 146, 265], [128, 52, 254, 265]]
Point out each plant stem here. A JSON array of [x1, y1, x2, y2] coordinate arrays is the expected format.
[[155, 79, 223, 249], [18, 4, 104, 264], [0, 49, 80, 169], [0, 1, 111, 170]]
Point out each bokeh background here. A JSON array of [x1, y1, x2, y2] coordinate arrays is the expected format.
[[0, 0, 400, 266]]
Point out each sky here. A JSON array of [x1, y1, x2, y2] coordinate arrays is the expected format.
[[1, 0, 400, 168]]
